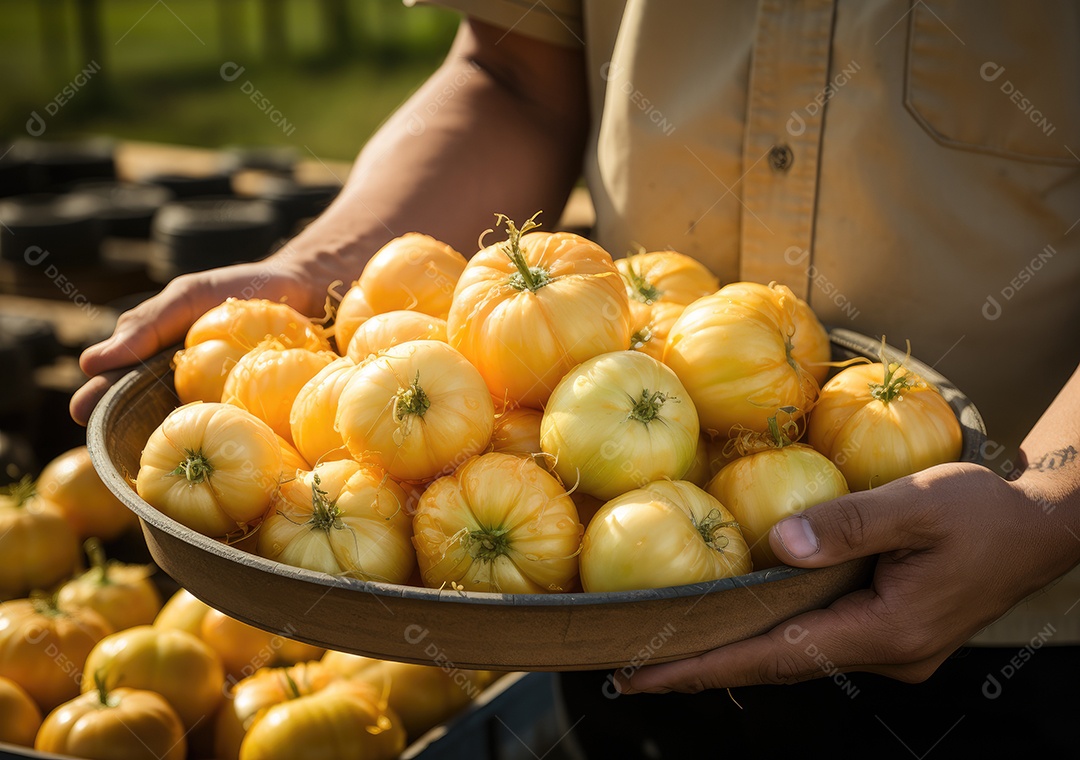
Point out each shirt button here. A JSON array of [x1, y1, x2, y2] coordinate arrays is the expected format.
[[768, 144, 794, 172]]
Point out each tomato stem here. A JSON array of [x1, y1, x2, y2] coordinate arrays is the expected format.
[[621, 256, 662, 304], [308, 474, 345, 533], [394, 372, 431, 420], [695, 509, 740, 553], [170, 449, 214, 485], [1, 475, 36, 508], [628, 389, 672, 424], [495, 211, 551, 292], [629, 325, 654, 351], [465, 527, 511, 563], [83, 538, 112, 586], [92, 670, 118, 708]]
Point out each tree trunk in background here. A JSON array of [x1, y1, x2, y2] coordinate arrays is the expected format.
[[261, 0, 287, 61], [216, 0, 244, 62], [37, 0, 69, 90], [73, 0, 107, 103], [319, 0, 351, 61]]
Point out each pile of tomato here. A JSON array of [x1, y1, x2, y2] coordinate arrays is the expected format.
[[132, 213, 964, 603], [0, 447, 495, 759]]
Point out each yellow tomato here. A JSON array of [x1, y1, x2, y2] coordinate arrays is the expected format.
[[82, 625, 224, 729], [277, 435, 311, 478], [581, 480, 751, 592], [617, 251, 720, 360], [329, 652, 494, 740], [289, 357, 359, 467], [0, 675, 42, 747], [0, 478, 80, 600], [808, 360, 963, 490], [215, 662, 336, 760], [136, 402, 283, 537], [489, 407, 544, 458], [154, 588, 212, 637], [541, 351, 699, 501], [447, 214, 631, 409], [665, 283, 819, 437], [201, 608, 325, 684], [174, 298, 330, 405], [222, 342, 338, 445], [57, 539, 162, 631], [707, 444, 849, 568], [346, 309, 448, 362], [336, 340, 495, 482], [358, 233, 467, 320], [413, 453, 582, 593], [36, 446, 137, 541], [36, 682, 186, 760], [257, 460, 415, 584], [0, 596, 113, 712], [239, 679, 405, 760], [332, 283, 375, 355]]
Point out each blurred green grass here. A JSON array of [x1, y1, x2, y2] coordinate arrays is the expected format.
[[0, 0, 459, 161]]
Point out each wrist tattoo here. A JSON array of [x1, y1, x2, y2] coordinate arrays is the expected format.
[[1028, 445, 1077, 472]]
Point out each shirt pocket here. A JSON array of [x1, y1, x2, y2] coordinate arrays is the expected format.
[[904, 0, 1080, 165]]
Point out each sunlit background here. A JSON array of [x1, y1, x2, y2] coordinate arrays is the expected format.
[[1, 0, 458, 159]]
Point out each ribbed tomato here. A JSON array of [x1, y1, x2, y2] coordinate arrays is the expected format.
[[222, 342, 338, 444], [808, 358, 963, 490], [289, 357, 360, 467], [257, 460, 415, 584], [332, 283, 374, 355], [200, 608, 324, 684], [0, 676, 41, 747], [617, 251, 720, 360], [239, 679, 405, 760], [489, 407, 544, 458], [136, 402, 283, 536], [154, 588, 212, 637], [541, 351, 699, 500], [707, 442, 849, 568], [174, 298, 330, 405], [345, 310, 447, 362], [358, 233, 467, 320], [336, 340, 495, 482], [0, 478, 80, 600], [0, 596, 113, 712], [665, 283, 819, 437], [412, 452, 582, 593], [82, 626, 224, 729], [36, 446, 137, 541], [36, 679, 186, 760], [580, 480, 751, 591], [57, 539, 162, 631], [447, 214, 631, 409]]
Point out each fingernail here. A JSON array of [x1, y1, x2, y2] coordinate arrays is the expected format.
[[775, 516, 819, 559]]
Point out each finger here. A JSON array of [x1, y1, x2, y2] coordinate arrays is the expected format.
[[769, 479, 938, 568], [80, 278, 206, 378], [69, 370, 130, 427], [617, 590, 937, 694]]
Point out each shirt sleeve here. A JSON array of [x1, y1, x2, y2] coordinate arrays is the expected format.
[[404, 0, 584, 48]]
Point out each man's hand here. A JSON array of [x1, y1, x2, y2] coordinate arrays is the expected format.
[[616, 461, 1079, 693], [70, 257, 322, 425]]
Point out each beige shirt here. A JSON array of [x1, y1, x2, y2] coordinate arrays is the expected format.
[[413, 0, 1080, 645]]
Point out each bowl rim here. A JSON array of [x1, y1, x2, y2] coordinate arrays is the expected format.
[[87, 329, 985, 609]]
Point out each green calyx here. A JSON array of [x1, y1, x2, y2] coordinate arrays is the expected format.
[[466, 527, 512, 563], [622, 257, 662, 304], [628, 389, 673, 424], [869, 361, 914, 404], [170, 449, 213, 485], [307, 474, 344, 533], [1, 475, 36, 508], [695, 508, 740, 553], [394, 372, 431, 421], [496, 211, 551, 293]]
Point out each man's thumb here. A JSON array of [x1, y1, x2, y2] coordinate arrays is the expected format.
[[768, 491, 920, 567]]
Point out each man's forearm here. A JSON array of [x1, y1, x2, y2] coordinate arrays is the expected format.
[[283, 19, 590, 286]]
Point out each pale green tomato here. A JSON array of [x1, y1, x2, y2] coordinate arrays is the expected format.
[[540, 351, 699, 501], [580, 480, 751, 592], [706, 445, 849, 568]]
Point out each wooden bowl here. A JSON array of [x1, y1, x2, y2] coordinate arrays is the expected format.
[[87, 330, 984, 671]]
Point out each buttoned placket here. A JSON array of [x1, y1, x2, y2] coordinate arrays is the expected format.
[[738, 0, 837, 301]]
